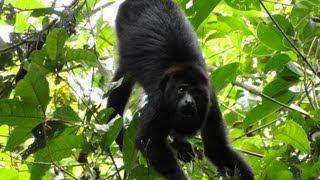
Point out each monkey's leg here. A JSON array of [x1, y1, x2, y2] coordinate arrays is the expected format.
[[201, 95, 254, 180], [106, 68, 135, 149], [136, 105, 187, 180]]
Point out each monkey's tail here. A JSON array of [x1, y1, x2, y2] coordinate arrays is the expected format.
[[106, 69, 135, 150]]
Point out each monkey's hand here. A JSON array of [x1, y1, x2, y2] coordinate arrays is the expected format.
[[171, 138, 195, 163]]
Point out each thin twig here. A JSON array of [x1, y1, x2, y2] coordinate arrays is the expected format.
[[107, 149, 122, 180], [105, 167, 124, 179], [92, 2, 114, 15], [220, 103, 245, 118], [207, 46, 234, 59], [53, 162, 79, 180], [233, 118, 278, 141], [258, 0, 320, 79], [236, 149, 264, 158], [0, 19, 58, 53]]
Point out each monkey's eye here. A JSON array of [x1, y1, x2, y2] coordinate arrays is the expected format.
[[178, 86, 186, 93]]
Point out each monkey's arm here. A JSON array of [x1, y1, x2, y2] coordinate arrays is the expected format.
[[201, 93, 254, 180], [136, 104, 188, 180]]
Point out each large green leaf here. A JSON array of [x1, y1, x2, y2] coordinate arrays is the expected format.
[[15, 12, 29, 33], [257, 23, 290, 51], [264, 54, 291, 73], [123, 114, 139, 174], [262, 160, 293, 180], [0, 100, 43, 150], [65, 48, 98, 66], [6, 0, 45, 9], [262, 78, 294, 97], [33, 128, 85, 161], [290, 1, 313, 27], [243, 91, 295, 127], [45, 28, 68, 61], [15, 73, 50, 112], [0, 168, 19, 179], [128, 165, 162, 180], [225, 0, 260, 11], [217, 15, 252, 35], [28, 50, 51, 75], [30, 164, 50, 180], [53, 106, 81, 123], [0, 100, 42, 126], [101, 117, 123, 149], [190, 0, 221, 30], [5, 126, 34, 151], [211, 62, 240, 92], [275, 120, 311, 153]]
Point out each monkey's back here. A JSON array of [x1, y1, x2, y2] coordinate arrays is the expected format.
[[115, 0, 204, 93]]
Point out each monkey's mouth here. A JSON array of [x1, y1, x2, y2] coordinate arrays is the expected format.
[[179, 106, 196, 118]]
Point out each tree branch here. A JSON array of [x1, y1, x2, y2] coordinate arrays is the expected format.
[[233, 80, 310, 117]]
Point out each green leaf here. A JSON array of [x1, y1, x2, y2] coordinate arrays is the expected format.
[[0, 168, 19, 179], [53, 106, 81, 123], [263, 160, 293, 180], [299, 158, 320, 179], [211, 62, 240, 92], [262, 78, 294, 97], [0, 100, 42, 127], [101, 117, 123, 149], [265, 54, 291, 73], [28, 50, 51, 75], [0, 38, 13, 70], [190, 0, 221, 30], [6, 0, 45, 9], [290, 1, 313, 27], [15, 12, 29, 33], [65, 48, 98, 66], [244, 42, 275, 56], [272, 14, 294, 36], [30, 8, 59, 17], [96, 108, 114, 124], [217, 15, 252, 35], [243, 91, 295, 127], [257, 23, 289, 51], [34, 128, 85, 161], [15, 73, 50, 112], [123, 113, 139, 174], [21, 120, 67, 160], [45, 28, 68, 61], [225, 0, 260, 11], [128, 165, 162, 180], [0, 100, 42, 150], [277, 63, 302, 82], [5, 126, 33, 151], [275, 120, 311, 153], [30, 164, 50, 180]]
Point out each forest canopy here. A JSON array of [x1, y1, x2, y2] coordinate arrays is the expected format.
[[0, 0, 319, 179]]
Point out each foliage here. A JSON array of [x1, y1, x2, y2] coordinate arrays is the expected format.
[[0, 0, 319, 179]]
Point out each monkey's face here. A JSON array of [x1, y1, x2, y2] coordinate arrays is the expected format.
[[161, 76, 209, 135]]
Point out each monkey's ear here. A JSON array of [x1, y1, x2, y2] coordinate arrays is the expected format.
[[159, 74, 170, 92]]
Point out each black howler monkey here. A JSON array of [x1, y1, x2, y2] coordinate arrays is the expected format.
[[106, 0, 254, 179]]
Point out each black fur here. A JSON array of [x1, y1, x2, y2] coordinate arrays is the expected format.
[[106, 0, 254, 179]]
